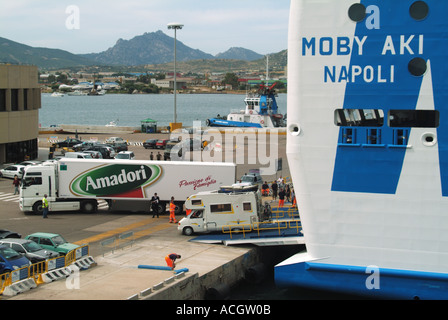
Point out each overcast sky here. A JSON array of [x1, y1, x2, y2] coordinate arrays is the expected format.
[[1, 0, 290, 56]]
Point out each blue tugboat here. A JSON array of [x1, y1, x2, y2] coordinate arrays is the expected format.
[[206, 83, 285, 128]]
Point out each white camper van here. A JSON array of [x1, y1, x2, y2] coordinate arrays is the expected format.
[[178, 188, 266, 236]]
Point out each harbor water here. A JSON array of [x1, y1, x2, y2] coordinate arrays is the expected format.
[[40, 93, 286, 128]]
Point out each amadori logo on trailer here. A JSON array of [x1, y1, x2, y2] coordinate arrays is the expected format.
[[70, 164, 162, 197]]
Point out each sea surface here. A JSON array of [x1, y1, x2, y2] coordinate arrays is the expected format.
[[40, 93, 287, 128]]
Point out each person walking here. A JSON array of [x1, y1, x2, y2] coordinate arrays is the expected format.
[[165, 253, 181, 270], [42, 194, 49, 218], [151, 193, 160, 218], [169, 196, 177, 223], [271, 180, 278, 200], [13, 175, 20, 195], [150, 152, 154, 160], [286, 185, 291, 203], [156, 152, 162, 161], [278, 188, 286, 207]]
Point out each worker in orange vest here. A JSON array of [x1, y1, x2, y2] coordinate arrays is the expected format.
[[169, 196, 177, 223], [165, 253, 181, 270]]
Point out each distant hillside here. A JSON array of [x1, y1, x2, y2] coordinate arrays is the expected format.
[[80, 31, 215, 66], [215, 47, 263, 61], [145, 50, 288, 74], [0, 37, 94, 69]]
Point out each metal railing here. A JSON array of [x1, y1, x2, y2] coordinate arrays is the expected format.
[[0, 244, 92, 296]]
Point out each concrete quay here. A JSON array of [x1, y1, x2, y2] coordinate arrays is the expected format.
[[6, 223, 262, 300]]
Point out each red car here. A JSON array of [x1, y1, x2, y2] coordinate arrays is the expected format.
[[156, 139, 169, 149]]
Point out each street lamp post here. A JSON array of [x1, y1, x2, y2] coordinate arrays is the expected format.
[[167, 22, 184, 125]]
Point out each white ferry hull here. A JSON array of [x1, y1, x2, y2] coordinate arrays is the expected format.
[[277, 0, 448, 299]]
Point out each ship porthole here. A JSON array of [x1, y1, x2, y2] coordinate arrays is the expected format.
[[348, 3, 366, 22], [408, 57, 427, 77], [422, 132, 437, 147], [410, 1, 429, 21], [289, 124, 301, 136]]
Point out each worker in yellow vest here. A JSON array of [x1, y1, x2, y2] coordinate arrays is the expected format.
[[42, 194, 49, 219]]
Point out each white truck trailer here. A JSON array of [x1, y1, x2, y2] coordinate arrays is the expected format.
[[178, 188, 269, 236], [19, 159, 236, 214]]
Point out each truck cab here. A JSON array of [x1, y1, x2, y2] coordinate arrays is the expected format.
[[178, 189, 264, 236]]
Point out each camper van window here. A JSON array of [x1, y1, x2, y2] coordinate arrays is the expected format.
[[243, 202, 252, 211], [210, 204, 232, 213], [191, 210, 203, 219], [191, 199, 202, 206]]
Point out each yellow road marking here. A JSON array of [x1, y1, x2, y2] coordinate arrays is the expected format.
[[74, 217, 171, 245]]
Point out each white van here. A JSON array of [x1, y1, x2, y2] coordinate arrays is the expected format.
[[114, 151, 135, 160], [63, 152, 93, 159], [178, 189, 264, 236]]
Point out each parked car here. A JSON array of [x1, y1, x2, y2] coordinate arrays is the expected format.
[[0, 229, 21, 239], [143, 139, 158, 149], [0, 245, 31, 274], [156, 139, 169, 149], [164, 141, 182, 160], [115, 151, 135, 160], [84, 145, 115, 159], [0, 239, 60, 263], [25, 233, 80, 256], [112, 142, 128, 152], [105, 137, 124, 144], [73, 141, 100, 152], [82, 150, 103, 159], [238, 172, 263, 186], [19, 160, 42, 166], [182, 138, 204, 151], [0, 165, 26, 179], [55, 138, 83, 148], [63, 152, 93, 159]]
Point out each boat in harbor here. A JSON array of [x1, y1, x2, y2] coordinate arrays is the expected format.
[[50, 92, 64, 97], [67, 90, 88, 96], [205, 83, 285, 128], [275, 0, 448, 299]]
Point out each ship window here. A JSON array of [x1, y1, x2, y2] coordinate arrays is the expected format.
[[389, 110, 439, 128], [211, 203, 232, 213], [340, 128, 356, 144], [392, 129, 410, 146], [334, 109, 384, 127], [366, 128, 382, 145]]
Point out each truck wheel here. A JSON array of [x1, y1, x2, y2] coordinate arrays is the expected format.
[[81, 200, 97, 213], [156, 202, 166, 214], [183, 227, 194, 236], [32, 201, 43, 214], [174, 202, 184, 215]]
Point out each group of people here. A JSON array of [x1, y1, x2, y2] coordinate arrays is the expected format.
[[261, 177, 296, 208], [150, 193, 178, 223], [149, 152, 163, 161]]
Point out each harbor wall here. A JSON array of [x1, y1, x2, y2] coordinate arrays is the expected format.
[[139, 247, 262, 300]]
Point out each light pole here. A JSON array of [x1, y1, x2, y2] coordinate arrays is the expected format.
[[167, 22, 184, 125]]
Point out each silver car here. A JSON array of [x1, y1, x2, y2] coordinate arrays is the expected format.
[[0, 239, 60, 263], [0, 165, 26, 179]]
